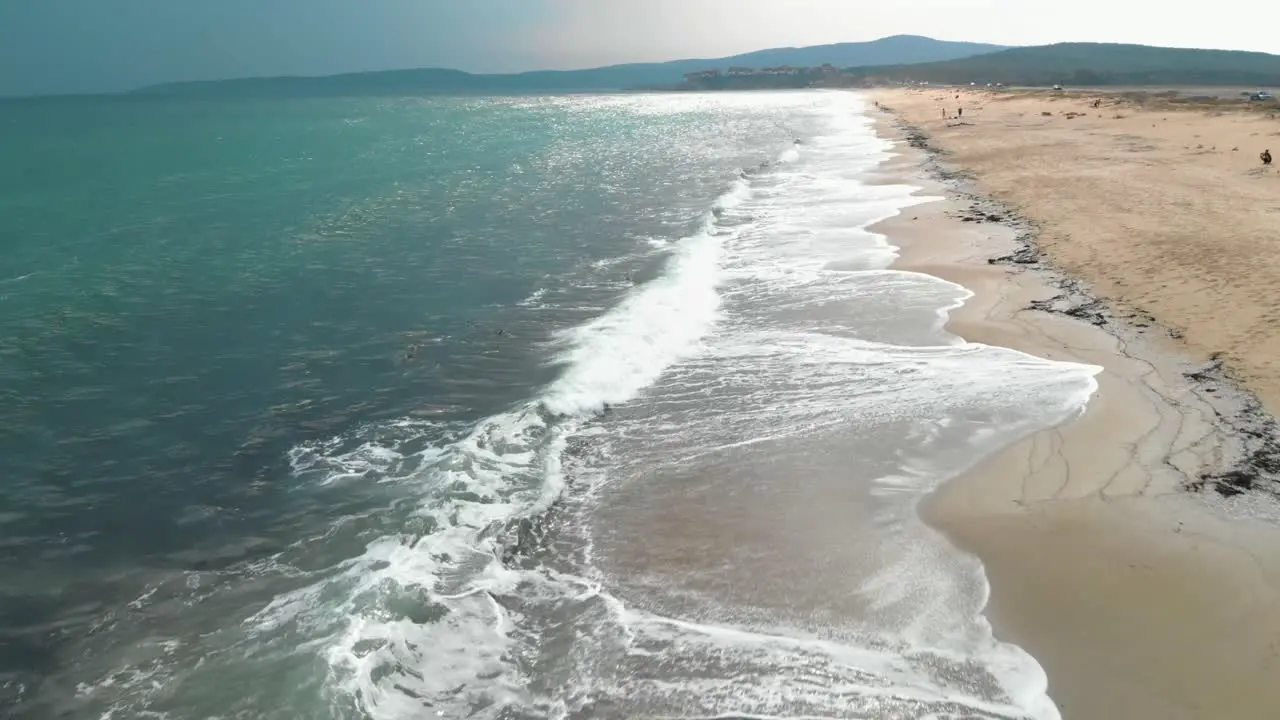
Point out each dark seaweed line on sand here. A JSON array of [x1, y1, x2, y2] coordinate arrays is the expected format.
[[880, 107, 1280, 501]]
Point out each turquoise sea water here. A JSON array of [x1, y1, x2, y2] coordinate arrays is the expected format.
[[0, 93, 809, 716], [1, 91, 1098, 719]]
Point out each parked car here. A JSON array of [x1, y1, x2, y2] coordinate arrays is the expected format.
[[1249, 91, 1274, 101]]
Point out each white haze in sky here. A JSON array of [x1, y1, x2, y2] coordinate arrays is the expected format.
[[528, 0, 1276, 68], [2, 0, 1275, 96]]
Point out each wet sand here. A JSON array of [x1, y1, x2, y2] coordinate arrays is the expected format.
[[869, 98, 1280, 719]]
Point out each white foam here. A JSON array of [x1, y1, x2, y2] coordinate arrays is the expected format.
[[607, 604, 1058, 719], [712, 176, 752, 212], [516, 287, 547, 307], [541, 181, 752, 417], [562, 91, 1098, 720], [244, 407, 560, 717], [230, 150, 770, 720]]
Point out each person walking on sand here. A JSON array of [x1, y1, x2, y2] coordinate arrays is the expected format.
[[1263, 149, 1273, 165], [958, 107, 963, 119]]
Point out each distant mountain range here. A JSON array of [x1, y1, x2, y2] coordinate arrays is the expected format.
[[843, 43, 1280, 87], [133, 35, 1006, 97], [130, 36, 1280, 99]]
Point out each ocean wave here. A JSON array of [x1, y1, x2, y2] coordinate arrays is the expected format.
[[66, 93, 1091, 720], [558, 95, 1096, 720], [246, 167, 770, 719], [284, 95, 1086, 720]]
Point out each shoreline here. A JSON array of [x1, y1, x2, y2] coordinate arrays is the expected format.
[[869, 102, 1280, 718]]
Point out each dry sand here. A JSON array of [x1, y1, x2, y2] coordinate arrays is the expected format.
[[874, 87, 1280, 411], [867, 93, 1280, 720]]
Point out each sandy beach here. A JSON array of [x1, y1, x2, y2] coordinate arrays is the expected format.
[[875, 87, 1280, 413], [868, 89, 1280, 719]]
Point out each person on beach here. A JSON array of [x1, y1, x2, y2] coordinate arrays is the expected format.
[[1263, 149, 1273, 165], [958, 107, 963, 119]]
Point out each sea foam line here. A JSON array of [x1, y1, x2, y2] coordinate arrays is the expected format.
[[560, 93, 1092, 720], [259, 150, 800, 720]]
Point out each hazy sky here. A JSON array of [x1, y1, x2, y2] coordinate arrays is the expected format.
[[2, 0, 1274, 97]]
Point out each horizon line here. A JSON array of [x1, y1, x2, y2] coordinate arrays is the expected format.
[[5, 35, 1277, 101]]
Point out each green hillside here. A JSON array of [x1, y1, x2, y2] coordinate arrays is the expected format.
[[850, 43, 1280, 86]]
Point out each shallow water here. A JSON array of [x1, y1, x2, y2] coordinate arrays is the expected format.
[[1, 91, 1099, 718]]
